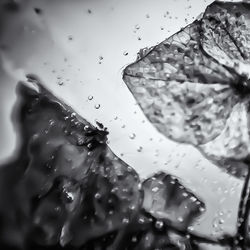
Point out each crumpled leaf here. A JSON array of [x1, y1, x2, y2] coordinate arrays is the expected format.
[[69, 147, 142, 247], [201, 1, 250, 76], [142, 172, 205, 231], [30, 176, 82, 246], [0, 77, 205, 249], [123, 0, 250, 175], [0, 77, 141, 248]]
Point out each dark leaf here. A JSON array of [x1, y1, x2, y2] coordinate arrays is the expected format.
[[142, 172, 205, 231], [0, 78, 141, 248]]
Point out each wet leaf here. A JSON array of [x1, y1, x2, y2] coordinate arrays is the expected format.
[[123, 0, 250, 175], [142, 172, 205, 231], [69, 147, 141, 247], [120, 211, 197, 250], [201, 1, 250, 74], [0, 77, 141, 248]]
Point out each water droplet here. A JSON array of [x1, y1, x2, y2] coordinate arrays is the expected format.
[[95, 104, 101, 109], [84, 125, 90, 131], [155, 220, 164, 229], [95, 193, 101, 199], [190, 196, 197, 202], [182, 192, 188, 197], [152, 186, 159, 192], [199, 207, 205, 212], [58, 80, 64, 86], [137, 146, 143, 152], [122, 218, 130, 224], [88, 95, 93, 100], [219, 219, 224, 225], [138, 217, 145, 224], [129, 133, 136, 139], [135, 24, 140, 30], [66, 192, 74, 203], [49, 119, 55, 126], [123, 51, 128, 56], [177, 217, 184, 222]]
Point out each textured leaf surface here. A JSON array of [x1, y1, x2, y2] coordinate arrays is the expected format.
[[123, 0, 250, 170], [142, 172, 205, 231]]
